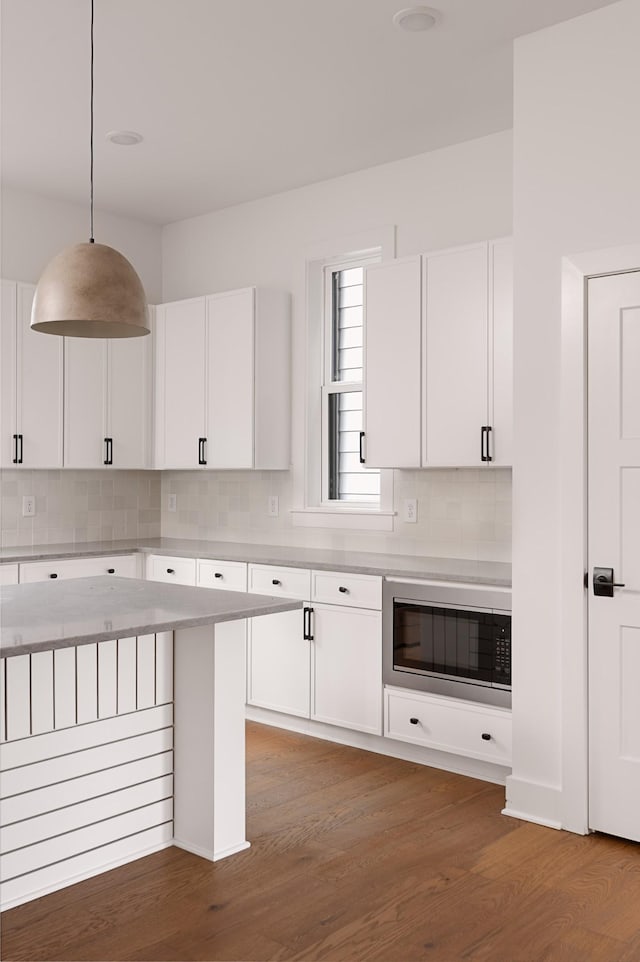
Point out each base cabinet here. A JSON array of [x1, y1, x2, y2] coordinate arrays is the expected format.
[[248, 608, 311, 718], [311, 604, 382, 735], [385, 687, 512, 766]]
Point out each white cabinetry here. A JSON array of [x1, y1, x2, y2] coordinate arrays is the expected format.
[[19, 554, 140, 583], [363, 257, 422, 468], [0, 281, 63, 469], [197, 559, 247, 592], [385, 687, 512, 766], [247, 565, 382, 734], [0, 565, 19, 585], [363, 239, 512, 468], [145, 554, 196, 586], [247, 565, 311, 718], [64, 326, 152, 469], [154, 288, 290, 470]]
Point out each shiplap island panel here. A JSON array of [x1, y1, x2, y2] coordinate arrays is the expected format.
[[0, 577, 301, 910]]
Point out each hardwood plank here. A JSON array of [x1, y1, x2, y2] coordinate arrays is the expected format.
[[2, 721, 639, 962]]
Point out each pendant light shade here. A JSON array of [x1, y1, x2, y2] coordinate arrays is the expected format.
[[31, 242, 149, 338]]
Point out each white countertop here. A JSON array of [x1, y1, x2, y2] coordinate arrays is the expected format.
[[0, 576, 302, 657], [0, 538, 511, 587]]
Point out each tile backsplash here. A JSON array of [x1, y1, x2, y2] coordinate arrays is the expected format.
[[161, 468, 512, 562], [0, 470, 161, 548]]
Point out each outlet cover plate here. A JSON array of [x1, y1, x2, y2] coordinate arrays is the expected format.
[[22, 496, 36, 518], [268, 495, 279, 517], [403, 498, 417, 523]]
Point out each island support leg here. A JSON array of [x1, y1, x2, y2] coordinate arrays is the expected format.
[[173, 620, 250, 861]]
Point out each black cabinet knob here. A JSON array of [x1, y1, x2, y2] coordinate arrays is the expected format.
[[167, 568, 175, 574], [481, 732, 491, 741], [214, 572, 223, 579], [409, 717, 419, 725], [107, 568, 115, 574], [49, 573, 58, 579], [272, 579, 281, 586], [338, 586, 348, 593]]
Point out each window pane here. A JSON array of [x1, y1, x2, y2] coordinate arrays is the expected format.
[[328, 390, 380, 504], [331, 267, 365, 383]]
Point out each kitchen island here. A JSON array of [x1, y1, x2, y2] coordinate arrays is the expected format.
[[0, 576, 301, 910]]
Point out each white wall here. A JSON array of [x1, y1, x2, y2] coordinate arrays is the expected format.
[[1, 186, 162, 301], [509, 0, 640, 827], [161, 131, 513, 559]]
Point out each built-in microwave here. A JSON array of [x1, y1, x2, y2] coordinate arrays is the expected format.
[[383, 579, 512, 708]]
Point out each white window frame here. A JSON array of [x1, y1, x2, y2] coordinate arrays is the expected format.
[[293, 227, 395, 531]]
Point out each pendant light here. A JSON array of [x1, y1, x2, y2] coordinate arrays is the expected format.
[[31, 0, 149, 338]]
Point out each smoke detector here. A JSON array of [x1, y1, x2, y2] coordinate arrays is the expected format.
[[106, 130, 144, 146], [393, 6, 441, 32]]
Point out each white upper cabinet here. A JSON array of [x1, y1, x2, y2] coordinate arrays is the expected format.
[[424, 243, 490, 466], [0, 281, 63, 469], [64, 323, 152, 469], [362, 239, 513, 469], [155, 287, 290, 470], [363, 257, 422, 469]]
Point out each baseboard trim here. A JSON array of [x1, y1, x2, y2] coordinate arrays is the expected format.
[[501, 807, 562, 830], [172, 838, 251, 863], [504, 774, 565, 831]]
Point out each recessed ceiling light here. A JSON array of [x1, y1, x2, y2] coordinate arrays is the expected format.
[[106, 130, 143, 146], [393, 6, 441, 32]]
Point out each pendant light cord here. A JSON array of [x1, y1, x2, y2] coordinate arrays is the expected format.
[[90, 0, 95, 243]]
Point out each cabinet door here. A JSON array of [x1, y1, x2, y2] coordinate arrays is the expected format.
[[364, 257, 422, 468], [16, 284, 64, 468], [107, 333, 151, 469], [206, 289, 255, 469], [64, 337, 106, 468], [489, 239, 513, 466], [424, 244, 489, 466], [247, 608, 311, 717], [0, 280, 17, 468], [311, 604, 382, 735], [155, 298, 206, 468]]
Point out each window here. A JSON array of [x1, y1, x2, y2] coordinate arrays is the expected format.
[[321, 259, 381, 505]]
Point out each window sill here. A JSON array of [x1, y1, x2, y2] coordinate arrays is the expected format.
[[290, 508, 396, 532]]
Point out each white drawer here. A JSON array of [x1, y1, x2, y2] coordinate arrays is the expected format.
[[248, 564, 311, 600], [385, 688, 512, 766], [0, 564, 19, 585], [145, 554, 196, 586], [19, 554, 139, 584], [197, 559, 247, 592], [311, 570, 382, 610]]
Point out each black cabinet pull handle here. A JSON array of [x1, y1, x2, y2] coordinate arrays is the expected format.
[[49, 573, 58, 579], [359, 431, 365, 464], [107, 568, 115, 574], [198, 438, 207, 465], [12, 434, 23, 464], [409, 717, 419, 725], [303, 606, 314, 641], [272, 579, 281, 586], [104, 437, 113, 465], [481, 426, 493, 463], [338, 586, 348, 593], [167, 568, 175, 574], [214, 572, 223, 579], [481, 732, 491, 741]]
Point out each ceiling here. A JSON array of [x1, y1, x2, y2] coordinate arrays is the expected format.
[[1, 0, 619, 225]]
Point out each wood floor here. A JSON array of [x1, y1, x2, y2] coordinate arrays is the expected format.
[[2, 722, 640, 962]]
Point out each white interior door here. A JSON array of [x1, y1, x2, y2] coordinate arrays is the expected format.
[[588, 269, 640, 842]]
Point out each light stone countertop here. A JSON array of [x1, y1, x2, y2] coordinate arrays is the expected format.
[[0, 576, 302, 658], [0, 538, 511, 587]]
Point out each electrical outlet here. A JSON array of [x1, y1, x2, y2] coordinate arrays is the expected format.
[[22, 496, 36, 518], [268, 495, 279, 517], [403, 498, 417, 524], [168, 494, 177, 513]]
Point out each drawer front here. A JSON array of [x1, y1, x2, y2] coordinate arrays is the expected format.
[[145, 554, 196, 586], [197, 559, 247, 593], [385, 688, 512, 766], [311, 571, 382, 610], [248, 564, 311, 600], [0, 564, 19, 586], [19, 555, 139, 584]]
